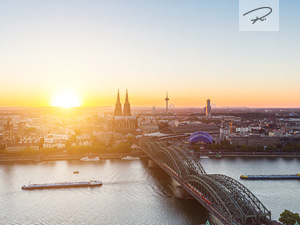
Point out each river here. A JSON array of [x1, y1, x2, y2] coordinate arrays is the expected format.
[[0, 157, 299, 224]]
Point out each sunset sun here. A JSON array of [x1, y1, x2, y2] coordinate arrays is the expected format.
[[51, 91, 81, 108]]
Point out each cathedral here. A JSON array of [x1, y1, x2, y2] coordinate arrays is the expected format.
[[110, 89, 137, 135]]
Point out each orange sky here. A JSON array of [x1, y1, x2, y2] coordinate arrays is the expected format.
[[1, 1, 300, 108], [0, 87, 299, 108]]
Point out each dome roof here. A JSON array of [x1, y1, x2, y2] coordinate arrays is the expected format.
[[189, 131, 213, 144]]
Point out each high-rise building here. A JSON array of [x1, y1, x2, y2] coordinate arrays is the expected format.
[[152, 106, 156, 114], [165, 92, 169, 113], [206, 99, 211, 117]]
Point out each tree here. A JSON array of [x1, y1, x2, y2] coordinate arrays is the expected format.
[[0, 144, 5, 150], [107, 135, 115, 147], [39, 147, 57, 155], [192, 145, 200, 151], [240, 145, 250, 152], [66, 135, 76, 147], [220, 140, 230, 146], [74, 129, 81, 136], [126, 134, 135, 144], [66, 144, 106, 155], [295, 143, 300, 151], [26, 127, 36, 133], [265, 145, 277, 152], [220, 140, 236, 151], [110, 142, 131, 153], [279, 209, 300, 225], [39, 138, 44, 149], [15, 136, 20, 143], [90, 135, 98, 143], [283, 144, 293, 152]]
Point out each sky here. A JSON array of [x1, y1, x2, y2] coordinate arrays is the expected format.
[[0, 0, 300, 108]]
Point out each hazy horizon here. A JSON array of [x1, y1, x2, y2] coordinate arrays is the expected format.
[[0, 106, 300, 110]]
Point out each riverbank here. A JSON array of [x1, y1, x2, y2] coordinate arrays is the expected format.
[[194, 151, 300, 158], [1, 151, 300, 162], [0, 153, 148, 162]]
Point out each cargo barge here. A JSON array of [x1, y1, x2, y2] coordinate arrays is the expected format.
[[240, 173, 300, 180], [22, 180, 102, 190]]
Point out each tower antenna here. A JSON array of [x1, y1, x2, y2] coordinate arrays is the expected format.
[[165, 92, 169, 113]]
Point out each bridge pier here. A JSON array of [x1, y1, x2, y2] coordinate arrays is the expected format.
[[174, 185, 192, 199], [148, 159, 158, 168], [172, 180, 192, 199]]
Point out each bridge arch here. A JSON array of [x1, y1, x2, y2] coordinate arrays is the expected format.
[[153, 147, 187, 177], [172, 146, 206, 175], [184, 174, 245, 224], [139, 140, 271, 225], [210, 174, 271, 224]]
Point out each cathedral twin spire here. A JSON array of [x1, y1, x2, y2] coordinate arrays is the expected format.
[[114, 89, 122, 116], [114, 89, 131, 116]]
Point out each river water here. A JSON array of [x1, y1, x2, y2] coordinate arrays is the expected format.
[[0, 157, 299, 224]]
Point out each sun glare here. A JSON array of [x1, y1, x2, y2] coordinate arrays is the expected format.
[[51, 91, 81, 108]]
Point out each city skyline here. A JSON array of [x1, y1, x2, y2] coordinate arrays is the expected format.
[[1, 0, 300, 108]]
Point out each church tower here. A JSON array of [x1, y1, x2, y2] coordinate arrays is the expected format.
[[110, 89, 137, 134], [114, 89, 122, 116], [123, 89, 131, 116]]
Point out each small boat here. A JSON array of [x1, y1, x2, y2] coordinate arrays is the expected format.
[[121, 156, 140, 160], [22, 180, 102, 190], [73, 170, 79, 174], [80, 156, 100, 161], [199, 156, 209, 159]]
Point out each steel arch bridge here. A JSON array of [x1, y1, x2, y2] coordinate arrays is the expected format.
[[140, 140, 271, 225]]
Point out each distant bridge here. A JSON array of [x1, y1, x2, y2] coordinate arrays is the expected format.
[[140, 140, 272, 225]]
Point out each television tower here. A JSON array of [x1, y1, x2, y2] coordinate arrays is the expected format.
[[165, 92, 169, 113]]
